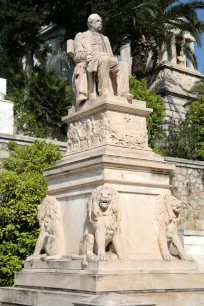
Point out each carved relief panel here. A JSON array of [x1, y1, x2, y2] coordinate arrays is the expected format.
[[66, 111, 148, 154]]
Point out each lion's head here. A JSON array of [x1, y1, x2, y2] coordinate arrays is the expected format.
[[37, 195, 62, 232], [155, 190, 184, 225], [166, 193, 183, 219], [88, 185, 121, 221], [98, 186, 113, 212]]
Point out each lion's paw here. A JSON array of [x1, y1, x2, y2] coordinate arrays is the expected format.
[[26, 255, 40, 262], [87, 253, 98, 262], [26, 255, 34, 262], [162, 252, 172, 261], [183, 254, 194, 261], [97, 253, 106, 261]]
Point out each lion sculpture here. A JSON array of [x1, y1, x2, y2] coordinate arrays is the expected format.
[[78, 185, 123, 262], [155, 190, 192, 261], [27, 195, 65, 261]]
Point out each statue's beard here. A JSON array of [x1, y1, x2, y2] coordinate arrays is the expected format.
[[90, 27, 102, 33]]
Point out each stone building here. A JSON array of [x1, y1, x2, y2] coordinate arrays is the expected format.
[[148, 34, 204, 121]]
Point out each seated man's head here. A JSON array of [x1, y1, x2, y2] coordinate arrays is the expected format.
[[87, 14, 102, 32]]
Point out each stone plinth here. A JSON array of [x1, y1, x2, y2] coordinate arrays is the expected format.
[[43, 96, 174, 260], [1, 258, 204, 306], [14, 259, 200, 293]]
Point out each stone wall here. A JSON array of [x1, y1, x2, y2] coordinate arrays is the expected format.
[[0, 133, 67, 161], [165, 156, 204, 230]]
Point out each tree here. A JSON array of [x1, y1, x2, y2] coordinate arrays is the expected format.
[[1, 1, 203, 79], [105, 0, 204, 78], [157, 94, 204, 161], [159, 119, 198, 159], [186, 95, 204, 160], [0, 0, 53, 71], [0, 140, 62, 286], [129, 76, 165, 147], [42, 0, 204, 78], [6, 68, 74, 140], [190, 79, 204, 96]]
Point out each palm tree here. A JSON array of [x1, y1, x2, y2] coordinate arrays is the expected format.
[[102, 0, 204, 78]]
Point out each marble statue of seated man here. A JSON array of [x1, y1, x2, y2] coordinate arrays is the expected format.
[[73, 13, 133, 106]]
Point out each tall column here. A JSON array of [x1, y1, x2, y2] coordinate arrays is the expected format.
[[120, 44, 132, 75]]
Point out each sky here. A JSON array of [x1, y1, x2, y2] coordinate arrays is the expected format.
[[195, 9, 204, 73]]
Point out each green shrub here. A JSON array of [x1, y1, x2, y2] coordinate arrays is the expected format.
[[6, 68, 73, 141], [159, 119, 198, 160], [190, 80, 204, 96], [187, 95, 204, 160], [0, 140, 62, 286], [157, 96, 204, 161], [129, 76, 165, 147]]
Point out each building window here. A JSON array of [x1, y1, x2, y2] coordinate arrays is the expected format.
[[176, 43, 181, 64], [167, 49, 172, 62], [185, 40, 190, 68]]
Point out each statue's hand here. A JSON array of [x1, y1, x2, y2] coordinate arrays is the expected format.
[[88, 52, 109, 57]]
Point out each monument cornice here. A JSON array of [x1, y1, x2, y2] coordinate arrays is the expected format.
[[156, 61, 204, 79], [63, 96, 152, 125]]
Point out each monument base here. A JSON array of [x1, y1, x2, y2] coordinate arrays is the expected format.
[[0, 259, 204, 306], [1, 96, 204, 306]]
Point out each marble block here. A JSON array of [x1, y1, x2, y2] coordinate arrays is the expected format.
[[63, 96, 152, 155], [73, 294, 155, 306], [43, 96, 175, 260], [0, 100, 14, 134], [14, 259, 200, 292]]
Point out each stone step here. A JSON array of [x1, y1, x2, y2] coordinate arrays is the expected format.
[[15, 267, 204, 292], [24, 259, 197, 272], [1, 285, 204, 306]]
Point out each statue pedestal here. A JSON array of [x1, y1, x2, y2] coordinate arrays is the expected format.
[[44, 95, 174, 260], [0, 96, 204, 306]]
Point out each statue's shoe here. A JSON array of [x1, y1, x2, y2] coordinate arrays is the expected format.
[[121, 92, 134, 100]]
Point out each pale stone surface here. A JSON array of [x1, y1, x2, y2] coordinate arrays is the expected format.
[[23, 259, 198, 271], [63, 96, 151, 155], [148, 62, 204, 121], [26, 195, 65, 261], [14, 260, 203, 292], [179, 230, 204, 271], [39, 97, 175, 260], [0, 78, 7, 99], [74, 294, 155, 306], [1, 96, 204, 306], [155, 190, 193, 261], [0, 100, 14, 134], [75, 185, 123, 263], [2, 287, 204, 306], [72, 14, 132, 106], [164, 157, 204, 230], [120, 44, 132, 75]]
